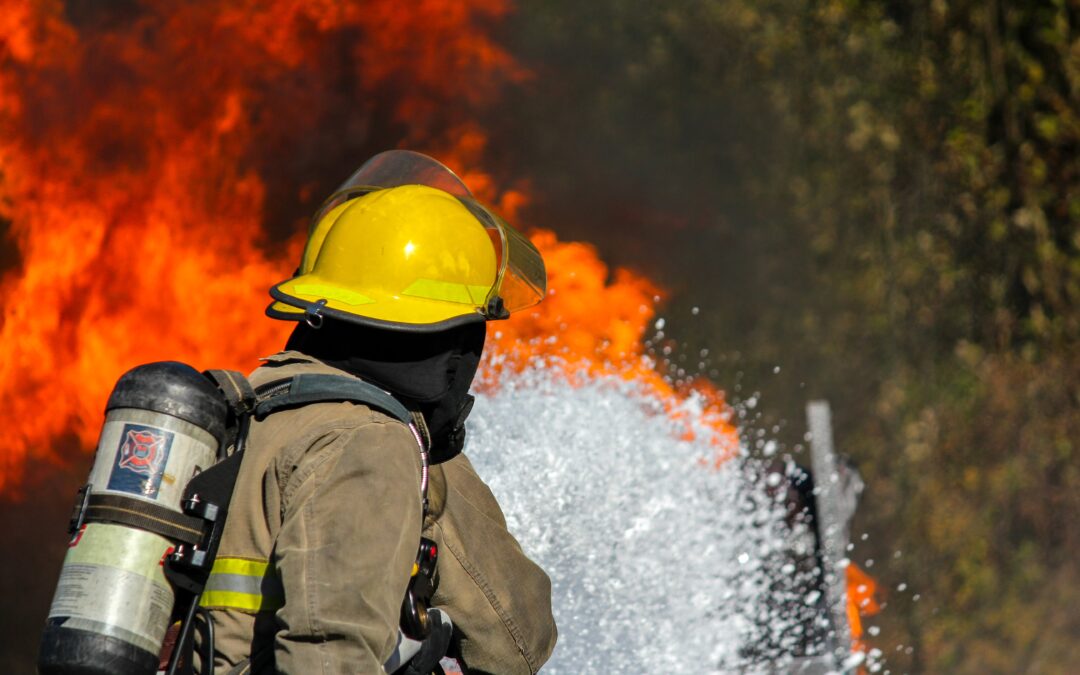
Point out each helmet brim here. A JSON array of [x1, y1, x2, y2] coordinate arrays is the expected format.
[[267, 283, 489, 333]]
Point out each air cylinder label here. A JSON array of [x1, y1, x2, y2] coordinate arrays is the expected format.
[[89, 408, 217, 509], [48, 524, 174, 654]]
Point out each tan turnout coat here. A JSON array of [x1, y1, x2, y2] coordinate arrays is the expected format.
[[203, 352, 557, 674]]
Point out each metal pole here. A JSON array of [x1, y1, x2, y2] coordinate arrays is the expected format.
[[806, 400, 854, 665]]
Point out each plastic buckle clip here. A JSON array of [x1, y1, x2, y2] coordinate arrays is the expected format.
[[165, 493, 227, 593], [67, 484, 92, 536], [401, 537, 439, 638]]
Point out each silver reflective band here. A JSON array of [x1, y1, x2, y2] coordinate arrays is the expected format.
[[199, 558, 284, 612]]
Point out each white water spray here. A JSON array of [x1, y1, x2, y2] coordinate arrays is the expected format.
[[467, 361, 827, 673]]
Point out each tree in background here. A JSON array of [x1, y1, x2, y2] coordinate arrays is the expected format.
[[494, 1, 1080, 671]]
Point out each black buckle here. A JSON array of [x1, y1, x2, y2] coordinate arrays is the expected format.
[[165, 494, 225, 593], [401, 537, 439, 638], [485, 296, 510, 320], [67, 484, 92, 536]]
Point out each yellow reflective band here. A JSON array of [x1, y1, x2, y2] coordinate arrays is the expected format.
[[211, 557, 270, 577], [403, 279, 490, 305], [200, 589, 282, 613], [293, 283, 374, 306], [199, 557, 284, 613]]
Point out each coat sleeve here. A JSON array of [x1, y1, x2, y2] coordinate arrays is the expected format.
[[426, 453, 558, 674], [273, 417, 423, 674]]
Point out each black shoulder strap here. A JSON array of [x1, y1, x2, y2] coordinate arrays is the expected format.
[[205, 369, 257, 416], [253, 373, 412, 424]]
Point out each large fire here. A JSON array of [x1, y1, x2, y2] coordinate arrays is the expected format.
[[0, 0, 738, 495], [0, 0, 873, 661]]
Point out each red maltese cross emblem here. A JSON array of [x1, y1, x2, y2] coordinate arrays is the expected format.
[[118, 428, 169, 477]]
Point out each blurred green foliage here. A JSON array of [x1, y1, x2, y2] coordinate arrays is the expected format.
[[497, 0, 1080, 671]]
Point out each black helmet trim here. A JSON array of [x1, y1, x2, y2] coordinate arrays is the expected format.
[[265, 287, 491, 334]]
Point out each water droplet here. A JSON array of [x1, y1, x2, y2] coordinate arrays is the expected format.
[[843, 652, 866, 668]]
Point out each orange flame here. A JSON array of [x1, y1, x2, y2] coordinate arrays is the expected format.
[[846, 562, 882, 653], [0, 2, 736, 498]]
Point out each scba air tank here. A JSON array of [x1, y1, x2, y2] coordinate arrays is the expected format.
[[39, 362, 227, 675]]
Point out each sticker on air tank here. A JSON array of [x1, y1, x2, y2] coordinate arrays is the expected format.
[[106, 423, 175, 498], [48, 523, 174, 654], [90, 410, 217, 507]]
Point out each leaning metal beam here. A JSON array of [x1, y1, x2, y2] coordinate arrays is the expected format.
[[806, 400, 853, 666]]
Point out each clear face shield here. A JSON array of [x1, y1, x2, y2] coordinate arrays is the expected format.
[[311, 149, 474, 228]]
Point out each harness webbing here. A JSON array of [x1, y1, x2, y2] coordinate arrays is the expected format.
[[254, 373, 412, 424], [83, 493, 205, 545], [204, 370, 257, 416]]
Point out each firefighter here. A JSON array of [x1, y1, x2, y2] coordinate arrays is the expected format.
[[202, 151, 557, 673]]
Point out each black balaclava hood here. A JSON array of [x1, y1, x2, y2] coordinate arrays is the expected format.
[[286, 319, 485, 463]]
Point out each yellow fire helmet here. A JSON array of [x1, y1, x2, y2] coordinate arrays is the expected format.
[[267, 150, 546, 332]]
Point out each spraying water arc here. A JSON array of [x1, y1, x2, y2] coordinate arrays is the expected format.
[[466, 360, 847, 673]]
